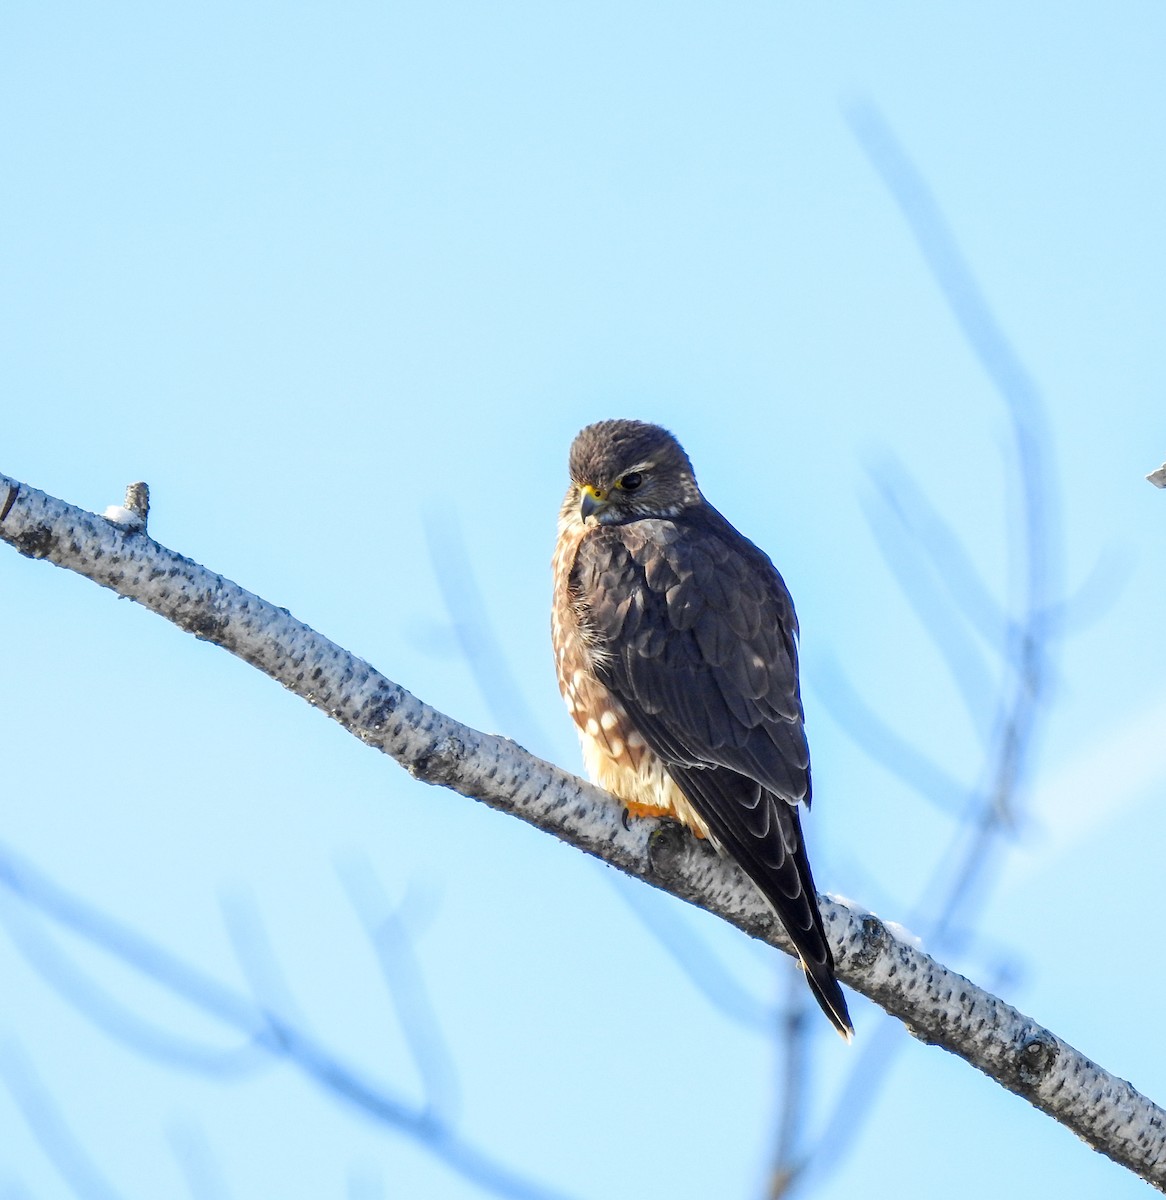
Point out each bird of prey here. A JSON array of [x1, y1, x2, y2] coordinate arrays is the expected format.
[[552, 419, 852, 1039]]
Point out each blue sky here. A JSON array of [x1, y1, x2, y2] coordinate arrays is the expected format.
[[3, 3, 1166, 1198]]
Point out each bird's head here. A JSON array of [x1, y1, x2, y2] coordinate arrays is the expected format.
[[563, 419, 702, 527]]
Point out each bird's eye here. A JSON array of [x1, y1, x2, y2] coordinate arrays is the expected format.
[[618, 472, 643, 491]]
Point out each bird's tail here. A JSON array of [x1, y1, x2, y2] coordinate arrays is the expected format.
[[669, 767, 854, 1040], [801, 954, 853, 1042], [783, 813, 854, 1041]]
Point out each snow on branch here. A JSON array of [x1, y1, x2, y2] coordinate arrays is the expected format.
[[3, 469, 1165, 1192]]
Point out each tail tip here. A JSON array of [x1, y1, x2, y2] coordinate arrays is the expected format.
[[804, 964, 855, 1042]]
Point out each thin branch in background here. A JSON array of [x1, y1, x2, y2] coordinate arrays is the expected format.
[[848, 97, 1062, 663], [0, 887, 267, 1079], [337, 854, 462, 1125], [0, 1041, 129, 1200], [606, 873, 776, 1031], [847, 98, 1060, 500], [813, 654, 965, 816], [426, 506, 781, 1035], [613, 858, 788, 1033], [868, 453, 1012, 649], [768, 962, 812, 1199], [220, 887, 311, 1031], [167, 1121, 235, 1200], [424, 507, 552, 747], [788, 776, 1032, 1196], [795, 1014, 906, 1188], [863, 462, 999, 732], [848, 94, 1061, 932], [0, 842, 576, 1200], [797, 939, 1026, 1187], [1047, 541, 1133, 637], [763, 100, 1066, 1198]]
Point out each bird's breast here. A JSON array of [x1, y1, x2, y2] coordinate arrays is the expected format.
[[551, 521, 709, 838]]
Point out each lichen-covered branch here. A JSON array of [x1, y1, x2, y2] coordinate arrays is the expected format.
[[3, 469, 1165, 1191]]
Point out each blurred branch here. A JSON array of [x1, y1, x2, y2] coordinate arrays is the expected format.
[[167, 1122, 235, 1200], [0, 887, 267, 1078], [814, 653, 965, 815], [791, 1010, 906, 1191], [845, 90, 1061, 930], [768, 964, 811, 1198], [2, 476, 1163, 1191], [0, 842, 575, 1200], [425, 508, 550, 744], [868, 453, 1011, 648], [607, 873, 776, 1030], [220, 887, 310, 1030], [1046, 542, 1132, 636], [765, 99, 1068, 1197], [862, 468, 997, 733], [338, 855, 462, 1124], [0, 1042, 129, 1200]]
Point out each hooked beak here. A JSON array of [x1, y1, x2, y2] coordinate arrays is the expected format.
[[579, 484, 609, 521]]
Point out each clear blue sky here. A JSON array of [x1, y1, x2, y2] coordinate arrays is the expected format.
[[3, 4, 1165, 1198]]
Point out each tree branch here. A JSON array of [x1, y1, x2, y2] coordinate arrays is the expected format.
[[0, 841, 573, 1200], [0, 1043, 130, 1200], [4, 470, 1165, 1191]]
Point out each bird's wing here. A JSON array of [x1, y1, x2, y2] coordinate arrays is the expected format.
[[663, 759, 850, 1036], [574, 512, 810, 804], [573, 513, 851, 1037]]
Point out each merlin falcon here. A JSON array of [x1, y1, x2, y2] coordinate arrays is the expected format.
[[552, 419, 852, 1039]]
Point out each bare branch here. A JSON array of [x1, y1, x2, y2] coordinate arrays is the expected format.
[[0, 1042, 129, 1200], [767, 963, 812, 1198], [607, 873, 776, 1031], [0, 839, 575, 1200], [2, 474, 1164, 1190], [0, 887, 266, 1077], [812, 654, 966, 815], [780, 98, 1070, 1197], [862, 466, 998, 733], [338, 856, 462, 1123], [167, 1122, 235, 1200], [220, 888, 310, 1030], [866, 454, 1011, 648], [424, 507, 551, 746]]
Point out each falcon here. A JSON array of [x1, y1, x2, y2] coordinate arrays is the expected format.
[[552, 419, 852, 1039]]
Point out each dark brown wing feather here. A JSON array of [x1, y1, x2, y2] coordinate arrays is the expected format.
[[574, 507, 809, 795], [573, 506, 852, 1037]]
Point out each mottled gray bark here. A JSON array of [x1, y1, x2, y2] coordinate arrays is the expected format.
[[3, 469, 1164, 1191]]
